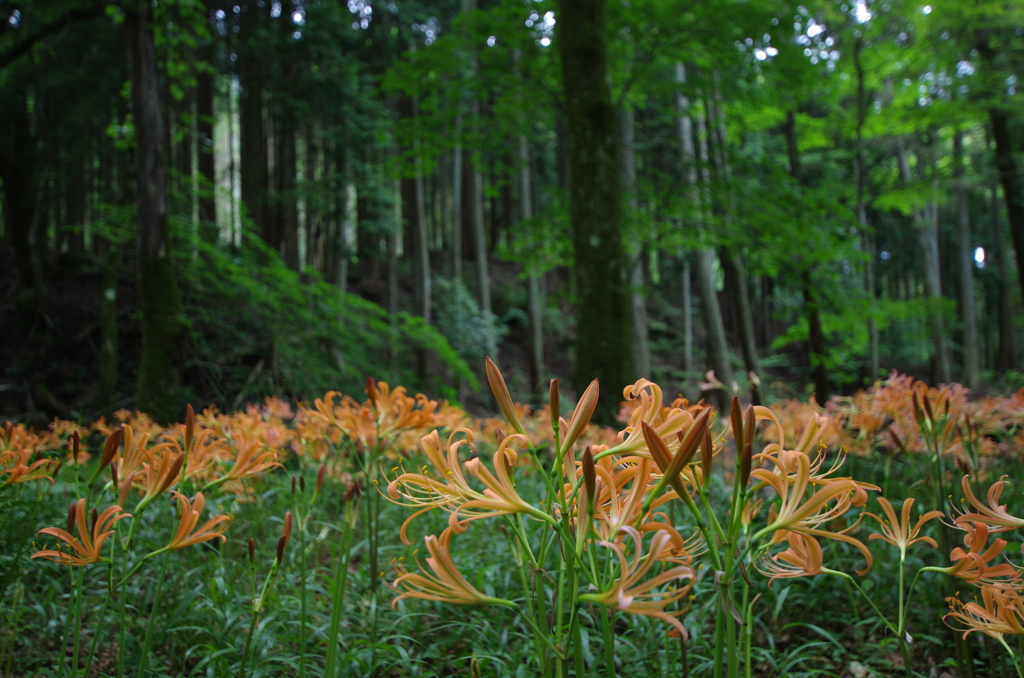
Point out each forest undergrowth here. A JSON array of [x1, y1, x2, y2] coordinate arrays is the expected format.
[[4, 366, 1024, 677]]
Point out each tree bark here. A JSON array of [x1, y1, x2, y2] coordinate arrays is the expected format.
[[854, 37, 879, 382], [0, 88, 37, 289], [682, 254, 693, 374], [559, 0, 630, 420], [127, 2, 183, 422], [991, 179, 1014, 370], [785, 110, 829, 401], [676, 62, 733, 404], [988, 107, 1024, 308], [903, 144, 951, 384], [954, 132, 980, 389], [239, 1, 269, 243], [196, 68, 217, 238], [519, 132, 545, 397], [620, 106, 650, 379]]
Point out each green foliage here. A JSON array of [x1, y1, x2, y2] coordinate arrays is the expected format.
[[175, 218, 474, 406], [431, 276, 506, 365]]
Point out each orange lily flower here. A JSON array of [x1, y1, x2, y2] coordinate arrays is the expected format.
[[388, 430, 551, 544], [956, 476, 1024, 533], [134, 447, 185, 507], [390, 528, 515, 607], [1, 449, 59, 486], [864, 497, 944, 554], [205, 437, 281, 491], [579, 527, 696, 638], [32, 498, 129, 566], [942, 522, 1018, 583], [757, 532, 839, 584], [164, 492, 231, 550], [946, 584, 1024, 641], [752, 453, 874, 574]]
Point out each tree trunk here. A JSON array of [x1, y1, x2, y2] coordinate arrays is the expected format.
[[127, 2, 182, 422], [682, 254, 693, 374], [785, 110, 829, 401], [559, 0, 630, 420], [196, 68, 217, 238], [239, 1, 269, 243], [278, 120, 299, 269], [676, 62, 732, 404], [620, 106, 650, 379], [991, 179, 1014, 370], [721, 251, 761, 380], [519, 132, 545, 397], [451, 135, 463, 281], [903, 144, 951, 384], [955, 132, 980, 389], [854, 37, 879, 382], [0, 89, 37, 289], [989, 107, 1024, 308]]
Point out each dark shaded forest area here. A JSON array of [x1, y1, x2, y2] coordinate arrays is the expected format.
[[1, 0, 1023, 423]]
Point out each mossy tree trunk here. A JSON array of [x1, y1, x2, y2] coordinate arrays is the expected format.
[[558, 0, 630, 422], [127, 2, 183, 422]]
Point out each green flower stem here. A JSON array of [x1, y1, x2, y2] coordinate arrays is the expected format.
[[136, 551, 170, 676], [297, 510, 308, 678], [82, 564, 116, 677], [70, 565, 85, 678], [600, 607, 616, 678], [998, 637, 1024, 678], [324, 517, 355, 678]]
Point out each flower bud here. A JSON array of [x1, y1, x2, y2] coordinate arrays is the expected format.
[[729, 396, 743, 452], [316, 464, 326, 495], [343, 480, 362, 504], [366, 378, 379, 411], [549, 379, 561, 433], [248, 537, 256, 562], [701, 425, 713, 489], [561, 379, 599, 456], [582, 447, 596, 515], [485, 357, 526, 435], [66, 502, 77, 535], [111, 461, 119, 490], [98, 428, 124, 473], [90, 508, 99, 535], [185, 403, 195, 453], [495, 428, 506, 445], [299, 475, 306, 494], [276, 535, 288, 563], [71, 431, 80, 465]]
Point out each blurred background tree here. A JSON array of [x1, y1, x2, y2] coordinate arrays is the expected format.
[[1, 0, 1022, 422]]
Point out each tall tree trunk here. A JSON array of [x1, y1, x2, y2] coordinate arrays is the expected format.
[[721, 252, 762, 381], [559, 0, 630, 420], [519, 133, 545, 397], [196, 68, 216, 238], [955, 132, 980, 389], [239, 1, 269, 243], [902, 143, 951, 383], [66, 156, 86, 252], [977, 37, 1024, 308], [991, 179, 1014, 370], [620, 106, 650, 379], [854, 37, 879, 382], [0, 89, 38, 289], [785, 110, 830, 401], [451, 135, 463, 281], [676, 62, 732, 403], [682, 254, 693, 374], [278, 121, 299, 268], [127, 2, 182, 421]]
